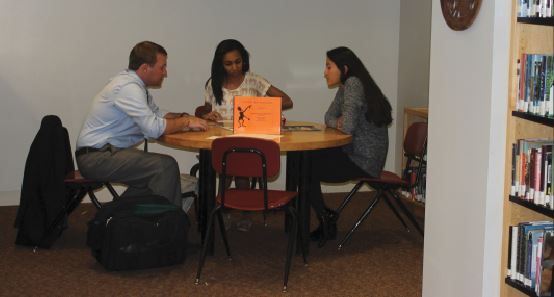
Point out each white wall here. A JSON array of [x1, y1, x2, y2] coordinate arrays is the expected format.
[[0, 0, 401, 205], [422, 1, 511, 297]]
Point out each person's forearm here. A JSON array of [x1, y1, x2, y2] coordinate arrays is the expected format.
[[164, 112, 189, 119], [163, 117, 190, 134], [267, 86, 293, 110], [282, 95, 293, 110]]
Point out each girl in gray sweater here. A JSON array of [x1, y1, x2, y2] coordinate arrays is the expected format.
[[309, 46, 392, 247]]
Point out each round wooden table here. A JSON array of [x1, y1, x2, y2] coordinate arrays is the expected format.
[[159, 121, 352, 151], [158, 121, 352, 254]]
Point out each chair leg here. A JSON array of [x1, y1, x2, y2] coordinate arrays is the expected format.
[[389, 191, 424, 236], [216, 210, 231, 258], [105, 182, 120, 200], [180, 191, 200, 233], [338, 190, 382, 250], [250, 178, 258, 189], [284, 206, 298, 292], [336, 181, 364, 215], [298, 219, 307, 266], [66, 188, 88, 214], [416, 164, 426, 199], [194, 194, 201, 233], [382, 191, 410, 231], [195, 205, 220, 285], [290, 196, 308, 263], [87, 189, 103, 209]]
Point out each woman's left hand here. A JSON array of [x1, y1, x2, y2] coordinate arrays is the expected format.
[[203, 111, 223, 121], [336, 116, 344, 130]]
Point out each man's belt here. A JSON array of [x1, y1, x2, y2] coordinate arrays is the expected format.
[[75, 146, 109, 157]]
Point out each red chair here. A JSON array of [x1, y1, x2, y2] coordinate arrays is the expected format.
[[335, 122, 427, 250], [15, 115, 119, 248], [64, 171, 119, 210], [195, 137, 306, 292], [194, 104, 211, 118]]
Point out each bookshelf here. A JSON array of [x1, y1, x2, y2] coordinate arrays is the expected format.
[[512, 111, 554, 127], [501, 2, 554, 297], [517, 17, 554, 26]]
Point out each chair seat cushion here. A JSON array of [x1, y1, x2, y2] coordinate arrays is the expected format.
[[356, 170, 407, 186], [217, 189, 297, 211], [64, 170, 100, 184]]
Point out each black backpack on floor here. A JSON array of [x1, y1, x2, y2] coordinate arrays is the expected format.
[[87, 195, 190, 270]]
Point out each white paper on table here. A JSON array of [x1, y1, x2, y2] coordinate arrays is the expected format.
[[207, 134, 282, 141]]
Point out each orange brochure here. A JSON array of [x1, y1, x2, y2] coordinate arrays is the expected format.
[[233, 96, 282, 135]]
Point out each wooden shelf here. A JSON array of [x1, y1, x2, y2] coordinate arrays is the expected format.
[[517, 17, 554, 26], [505, 278, 539, 297], [512, 111, 554, 127], [509, 196, 554, 218], [502, 2, 554, 297]]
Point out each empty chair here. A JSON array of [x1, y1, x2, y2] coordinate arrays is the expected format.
[[401, 122, 427, 201], [195, 137, 306, 292], [335, 122, 427, 250]]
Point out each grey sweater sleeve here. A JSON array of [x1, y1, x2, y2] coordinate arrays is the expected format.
[[339, 78, 364, 134], [324, 78, 364, 133], [324, 77, 388, 177]]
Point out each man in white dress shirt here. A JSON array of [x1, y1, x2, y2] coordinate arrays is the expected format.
[[76, 41, 207, 207]]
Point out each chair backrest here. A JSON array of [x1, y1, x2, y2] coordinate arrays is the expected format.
[[195, 104, 211, 118], [403, 122, 428, 157], [14, 115, 76, 247], [211, 137, 280, 178]]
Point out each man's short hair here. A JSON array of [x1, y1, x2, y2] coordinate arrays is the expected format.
[[128, 41, 167, 70]]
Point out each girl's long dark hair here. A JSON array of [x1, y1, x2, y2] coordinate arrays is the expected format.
[[326, 46, 392, 127], [205, 39, 250, 105]]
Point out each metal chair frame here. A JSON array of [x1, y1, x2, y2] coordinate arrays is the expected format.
[[335, 122, 427, 250], [195, 138, 306, 292]]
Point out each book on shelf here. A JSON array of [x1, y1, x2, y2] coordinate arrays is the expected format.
[[513, 143, 519, 196], [532, 232, 545, 295], [529, 228, 549, 288], [511, 139, 554, 208], [540, 229, 554, 296], [518, 0, 554, 18], [510, 225, 520, 280], [522, 223, 552, 285], [544, 145, 554, 205], [508, 221, 554, 290], [516, 53, 554, 118]]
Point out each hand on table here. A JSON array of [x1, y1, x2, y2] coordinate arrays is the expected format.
[[202, 111, 223, 122], [336, 116, 344, 131], [186, 116, 208, 131]]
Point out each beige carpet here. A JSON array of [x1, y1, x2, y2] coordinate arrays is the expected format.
[[1, 192, 424, 297]]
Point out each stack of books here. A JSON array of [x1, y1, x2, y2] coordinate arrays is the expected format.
[[510, 139, 553, 209], [516, 54, 554, 118], [507, 220, 554, 296]]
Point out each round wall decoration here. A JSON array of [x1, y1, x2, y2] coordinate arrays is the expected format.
[[440, 0, 482, 31]]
